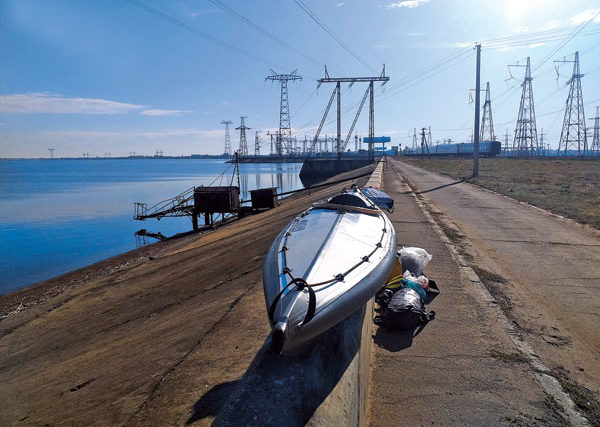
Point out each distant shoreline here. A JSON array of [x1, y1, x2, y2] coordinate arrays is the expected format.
[[0, 155, 234, 160]]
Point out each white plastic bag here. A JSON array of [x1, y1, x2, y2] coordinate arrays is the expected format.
[[398, 247, 432, 276]]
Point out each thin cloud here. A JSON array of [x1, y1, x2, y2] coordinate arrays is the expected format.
[[0, 93, 190, 117], [336, 2, 345, 7], [0, 93, 145, 115], [387, 0, 431, 9], [529, 42, 546, 48], [455, 41, 473, 48], [569, 8, 600, 26], [141, 109, 192, 116], [513, 26, 529, 33], [3, 128, 224, 139], [539, 20, 562, 31]]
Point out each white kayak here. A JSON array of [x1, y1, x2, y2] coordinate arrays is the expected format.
[[263, 186, 397, 353]]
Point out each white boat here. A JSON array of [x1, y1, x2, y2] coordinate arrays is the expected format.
[[263, 186, 397, 353]]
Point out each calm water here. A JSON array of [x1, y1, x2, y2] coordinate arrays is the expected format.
[[0, 158, 303, 295]]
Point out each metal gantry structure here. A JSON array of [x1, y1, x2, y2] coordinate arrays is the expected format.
[[310, 65, 389, 160], [236, 116, 250, 157], [221, 120, 233, 155], [265, 69, 302, 156], [511, 57, 538, 155], [480, 82, 495, 142], [557, 51, 587, 156]]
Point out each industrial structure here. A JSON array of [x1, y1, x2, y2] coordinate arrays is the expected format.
[[556, 51, 587, 156], [511, 57, 538, 155], [221, 120, 233, 155], [236, 116, 250, 157], [590, 106, 600, 154], [309, 65, 389, 161], [265, 69, 302, 156], [480, 82, 495, 142], [254, 131, 261, 156]]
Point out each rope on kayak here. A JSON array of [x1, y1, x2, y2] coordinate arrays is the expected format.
[[267, 199, 389, 327]]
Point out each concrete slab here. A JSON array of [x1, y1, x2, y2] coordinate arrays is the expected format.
[[393, 159, 600, 398], [368, 163, 561, 426]]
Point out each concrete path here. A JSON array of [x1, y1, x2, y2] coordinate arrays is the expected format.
[[369, 162, 565, 426], [392, 159, 600, 397]]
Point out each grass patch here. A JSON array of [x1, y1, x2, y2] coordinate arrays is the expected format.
[[402, 157, 600, 229], [489, 348, 529, 364], [471, 266, 508, 285], [553, 367, 600, 426]]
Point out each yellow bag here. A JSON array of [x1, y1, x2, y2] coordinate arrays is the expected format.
[[386, 258, 403, 284]]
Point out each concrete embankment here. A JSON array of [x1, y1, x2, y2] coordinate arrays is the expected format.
[[299, 158, 375, 186], [215, 160, 386, 426], [0, 164, 376, 426]]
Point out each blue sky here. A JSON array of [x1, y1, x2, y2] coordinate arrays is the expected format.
[[1, 0, 599, 157]]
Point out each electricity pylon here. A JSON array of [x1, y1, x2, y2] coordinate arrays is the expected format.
[[412, 128, 417, 150], [556, 51, 587, 156], [590, 106, 599, 154], [266, 69, 302, 156], [221, 120, 233, 155], [480, 82, 495, 142], [510, 57, 538, 155], [236, 116, 250, 157], [254, 131, 261, 156]]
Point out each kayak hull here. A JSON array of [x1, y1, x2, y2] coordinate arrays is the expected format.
[[263, 189, 396, 352]]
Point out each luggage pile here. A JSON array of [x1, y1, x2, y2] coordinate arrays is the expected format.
[[375, 247, 439, 330]]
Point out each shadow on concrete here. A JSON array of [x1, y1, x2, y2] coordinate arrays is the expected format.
[[416, 179, 465, 195], [210, 308, 364, 426], [372, 321, 431, 352], [186, 380, 238, 425]]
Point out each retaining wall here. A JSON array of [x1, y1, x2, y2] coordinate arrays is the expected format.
[[215, 159, 385, 426]]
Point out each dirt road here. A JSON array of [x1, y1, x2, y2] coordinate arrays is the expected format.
[[382, 158, 600, 422], [0, 169, 371, 426]]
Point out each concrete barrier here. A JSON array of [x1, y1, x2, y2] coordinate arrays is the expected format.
[[214, 160, 384, 427]]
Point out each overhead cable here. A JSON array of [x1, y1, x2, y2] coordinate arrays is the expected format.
[[121, 0, 285, 70], [294, 0, 376, 73]]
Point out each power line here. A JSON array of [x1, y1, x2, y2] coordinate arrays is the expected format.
[[294, 0, 376, 72], [207, 0, 329, 72], [533, 10, 600, 71], [291, 48, 475, 137], [121, 0, 285, 70]]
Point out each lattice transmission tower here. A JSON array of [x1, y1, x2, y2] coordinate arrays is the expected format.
[[556, 51, 587, 156], [412, 128, 417, 149], [254, 131, 261, 156], [221, 120, 233, 155], [480, 82, 495, 142], [236, 116, 250, 157], [265, 69, 302, 156], [590, 106, 600, 154], [510, 57, 538, 155]]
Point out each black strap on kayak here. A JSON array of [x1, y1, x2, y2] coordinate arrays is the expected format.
[[268, 278, 316, 326]]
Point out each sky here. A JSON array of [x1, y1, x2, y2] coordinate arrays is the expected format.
[[0, 0, 599, 158]]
